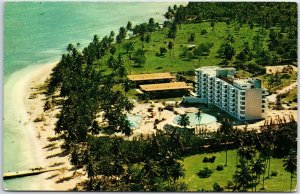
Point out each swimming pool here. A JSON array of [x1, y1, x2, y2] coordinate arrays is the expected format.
[[127, 114, 143, 129], [173, 112, 217, 127]]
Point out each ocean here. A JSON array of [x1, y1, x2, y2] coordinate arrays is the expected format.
[[3, 2, 176, 190]]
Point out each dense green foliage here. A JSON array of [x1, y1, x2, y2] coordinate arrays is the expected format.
[[45, 2, 297, 191]]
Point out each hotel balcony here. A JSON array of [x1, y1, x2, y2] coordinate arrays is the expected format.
[[222, 89, 228, 94], [230, 99, 236, 103], [222, 94, 228, 98]]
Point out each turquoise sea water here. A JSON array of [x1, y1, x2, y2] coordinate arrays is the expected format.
[[3, 2, 177, 190]]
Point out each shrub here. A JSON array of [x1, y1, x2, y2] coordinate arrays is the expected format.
[[216, 165, 224, 171], [197, 167, 213, 178], [202, 157, 209, 163], [271, 171, 278, 177], [201, 29, 208, 35], [212, 183, 224, 192], [164, 105, 174, 111], [202, 156, 216, 163]]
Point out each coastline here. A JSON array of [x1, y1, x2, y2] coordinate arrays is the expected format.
[[4, 62, 84, 191], [4, 61, 298, 191]]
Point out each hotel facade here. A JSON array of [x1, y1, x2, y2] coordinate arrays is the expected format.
[[194, 66, 268, 121]]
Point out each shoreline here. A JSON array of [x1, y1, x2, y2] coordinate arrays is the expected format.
[[4, 61, 298, 191], [23, 62, 86, 191], [4, 62, 84, 191]]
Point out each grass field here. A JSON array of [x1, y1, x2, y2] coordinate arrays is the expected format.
[[95, 22, 270, 75], [180, 150, 296, 192]]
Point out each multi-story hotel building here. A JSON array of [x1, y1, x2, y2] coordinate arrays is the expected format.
[[194, 66, 268, 121]]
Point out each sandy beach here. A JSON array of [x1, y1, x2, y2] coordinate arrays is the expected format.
[[11, 62, 85, 191]]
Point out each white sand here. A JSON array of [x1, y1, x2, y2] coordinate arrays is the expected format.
[[9, 62, 85, 191]]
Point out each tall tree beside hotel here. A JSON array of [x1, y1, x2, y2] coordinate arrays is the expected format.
[[219, 118, 233, 166]]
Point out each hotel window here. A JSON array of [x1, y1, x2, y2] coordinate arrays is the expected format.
[[240, 111, 245, 114], [240, 116, 245, 120]]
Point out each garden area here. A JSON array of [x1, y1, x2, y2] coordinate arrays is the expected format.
[[180, 150, 297, 192]]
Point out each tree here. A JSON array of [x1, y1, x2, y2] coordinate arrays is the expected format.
[[210, 20, 215, 30], [188, 33, 196, 43], [177, 114, 190, 129], [145, 34, 151, 49], [126, 21, 133, 31], [133, 49, 146, 67], [224, 44, 235, 65], [167, 23, 177, 39], [195, 109, 202, 135], [167, 41, 174, 66], [233, 159, 254, 191], [283, 150, 297, 192], [118, 27, 127, 42], [251, 158, 266, 192], [219, 118, 233, 166], [159, 47, 167, 56], [122, 79, 134, 97], [123, 42, 135, 54]]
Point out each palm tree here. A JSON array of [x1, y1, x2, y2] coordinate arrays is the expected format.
[[251, 158, 266, 191], [195, 108, 202, 135], [219, 118, 233, 166], [283, 150, 297, 192], [177, 113, 190, 137], [177, 113, 190, 129], [233, 158, 253, 191]]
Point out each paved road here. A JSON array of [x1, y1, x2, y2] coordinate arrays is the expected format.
[[267, 81, 298, 103]]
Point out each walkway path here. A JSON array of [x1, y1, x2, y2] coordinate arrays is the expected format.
[[267, 81, 297, 103]]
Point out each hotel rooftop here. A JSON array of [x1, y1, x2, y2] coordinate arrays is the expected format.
[[128, 72, 175, 82]]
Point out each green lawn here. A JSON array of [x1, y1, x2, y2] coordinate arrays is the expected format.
[[95, 22, 270, 75], [180, 150, 296, 192]]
